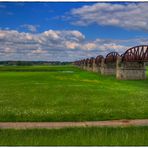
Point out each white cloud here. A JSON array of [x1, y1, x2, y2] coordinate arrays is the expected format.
[[65, 41, 79, 49], [44, 30, 60, 40], [4, 47, 15, 53], [32, 48, 48, 54], [80, 43, 97, 51], [21, 24, 39, 32], [0, 29, 147, 61], [0, 29, 86, 61], [70, 2, 148, 31]]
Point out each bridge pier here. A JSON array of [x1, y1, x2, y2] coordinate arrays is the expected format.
[[80, 64, 83, 69], [116, 56, 146, 80], [95, 55, 104, 73], [91, 58, 97, 72], [82, 64, 86, 70], [86, 57, 95, 72], [92, 64, 100, 72], [85, 64, 90, 71], [100, 59, 116, 75]]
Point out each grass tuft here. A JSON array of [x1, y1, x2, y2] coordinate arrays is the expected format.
[[0, 126, 147, 146]]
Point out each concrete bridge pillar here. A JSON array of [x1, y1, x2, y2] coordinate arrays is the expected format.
[[116, 56, 146, 80], [88, 65, 92, 71], [92, 63, 100, 72], [91, 59, 97, 72], [80, 64, 83, 69], [97, 64, 102, 73], [100, 59, 116, 75], [85, 63, 90, 71], [82, 64, 86, 70], [100, 58, 105, 74]]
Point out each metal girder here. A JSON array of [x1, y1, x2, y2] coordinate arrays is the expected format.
[[95, 55, 104, 65], [105, 52, 120, 63], [122, 45, 148, 62]]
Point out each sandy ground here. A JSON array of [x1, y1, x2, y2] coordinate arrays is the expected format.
[[0, 119, 148, 129]]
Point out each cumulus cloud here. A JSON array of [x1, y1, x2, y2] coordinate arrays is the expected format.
[[0, 29, 86, 61], [0, 29, 147, 61], [65, 41, 79, 49], [32, 48, 48, 54], [70, 2, 148, 31], [21, 24, 39, 33], [4, 47, 15, 53], [44, 30, 60, 40], [80, 43, 97, 51]]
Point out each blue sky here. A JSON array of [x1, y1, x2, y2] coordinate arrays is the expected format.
[[0, 2, 148, 61]]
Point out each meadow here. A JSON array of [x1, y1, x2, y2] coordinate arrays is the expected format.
[[0, 126, 148, 146], [0, 65, 148, 121], [0, 65, 148, 146]]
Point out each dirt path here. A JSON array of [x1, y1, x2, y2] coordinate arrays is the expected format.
[[0, 119, 148, 129]]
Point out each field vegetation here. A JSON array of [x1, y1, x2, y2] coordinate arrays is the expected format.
[[0, 65, 147, 121], [0, 126, 147, 146]]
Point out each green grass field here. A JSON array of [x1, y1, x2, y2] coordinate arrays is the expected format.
[[0, 65, 147, 146], [0, 65, 148, 121], [0, 126, 148, 146]]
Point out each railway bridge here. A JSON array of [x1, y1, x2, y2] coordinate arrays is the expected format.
[[74, 45, 148, 80], [116, 45, 148, 80]]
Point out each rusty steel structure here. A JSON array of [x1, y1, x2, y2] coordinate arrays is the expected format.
[[85, 58, 90, 66], [74, 45, 148, 69], [122, 45, 148, 62], [105, 52, 120, 63], [95, 55, 104, 65], [81, 59, 85, 65]]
